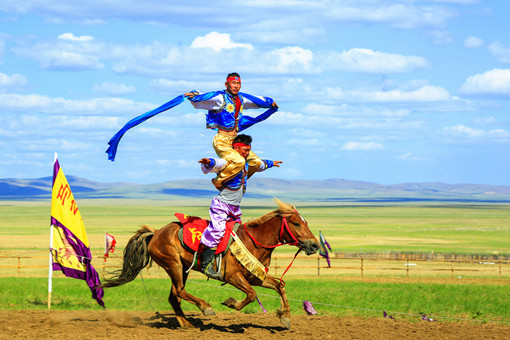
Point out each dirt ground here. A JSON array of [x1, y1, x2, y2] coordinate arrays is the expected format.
[[1, 310, 509, 340]]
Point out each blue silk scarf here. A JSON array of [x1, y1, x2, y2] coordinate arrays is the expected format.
[[106, 91, 277, 161]]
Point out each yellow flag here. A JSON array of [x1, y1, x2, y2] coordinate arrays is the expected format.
[[50, 157, 104, 306]]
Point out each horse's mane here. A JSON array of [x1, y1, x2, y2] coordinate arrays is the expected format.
[[245, 198, 296, 228]]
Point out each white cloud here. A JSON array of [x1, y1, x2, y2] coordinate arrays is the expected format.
[[13, 42, 104, 71], [445, 124, 483, 137], [473, 116, 495, 125], [1, 2, 456, 30], [0, 72, 27, 88], [431, 0, 479, 4], [92, 82, 136, 96], [0, 93, 152, 115], [191, 32, 253, 51], [488, 41, 510, 63], [42, 51, 103, 70], [430, 30, 453, 45], [341, 141, 384, 151], [326, 3, 454, 29], [464, 36, 484, 48], [327, 85, 450, 103], [459, 69, 510, 96], [149, 78, 224, 95], [321, 48, 428, 74], [58, 33, 94, 41], [271, 46, 314, 72], [444, 124, 509, 140], [397, 152, 430, 162]]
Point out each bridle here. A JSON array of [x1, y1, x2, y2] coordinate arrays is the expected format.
[[242, 214, 300, 249], [241, 213, 303, 287]]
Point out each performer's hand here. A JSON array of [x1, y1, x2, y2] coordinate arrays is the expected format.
[[273, 160, 282, 167], [184, 92, 196, 99], [198, 158, 211, 166], [272, 101, 279, 109]]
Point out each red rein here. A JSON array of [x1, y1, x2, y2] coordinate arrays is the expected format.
[[242, 216, 300, 249], [242, 216, 302, 286]]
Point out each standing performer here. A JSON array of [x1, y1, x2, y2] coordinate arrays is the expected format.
[[184, 72, 278, 190], [106, 73, 279, 171], [197, 134, 282, 279]]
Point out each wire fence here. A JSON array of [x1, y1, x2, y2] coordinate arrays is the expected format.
[[1, 250, 509, 279]]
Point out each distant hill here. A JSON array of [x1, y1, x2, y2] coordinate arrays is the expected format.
[[1, 176, 510, 203]]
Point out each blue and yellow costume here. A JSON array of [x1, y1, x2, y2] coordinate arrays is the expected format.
[[189, 90, 277, 187]]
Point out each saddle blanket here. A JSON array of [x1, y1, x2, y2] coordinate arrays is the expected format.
[[175, 213, 235, 254]]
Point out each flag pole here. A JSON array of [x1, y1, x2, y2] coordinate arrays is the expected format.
[[48, 152, 57, 310], [48, 223, 54, 310], [103, 232, 107, 276]]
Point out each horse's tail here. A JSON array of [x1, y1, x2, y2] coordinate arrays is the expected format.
[[101, 225, 155, 288]]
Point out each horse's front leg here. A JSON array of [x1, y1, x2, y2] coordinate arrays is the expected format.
[[222, 272, 257, 311], [261, 276, 291, 329]]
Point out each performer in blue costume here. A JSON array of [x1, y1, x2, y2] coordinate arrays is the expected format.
[[197, 134, 282, 279], [184, 73, 278, 189], [106, 73, 279, 180]]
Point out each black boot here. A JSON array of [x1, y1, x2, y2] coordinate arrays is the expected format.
[[200, 246, 221, 280]]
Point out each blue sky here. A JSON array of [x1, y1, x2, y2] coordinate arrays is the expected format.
[[1, 0, 510, 185]]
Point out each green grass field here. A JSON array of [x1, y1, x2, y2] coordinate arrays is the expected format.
[[1, 199, 509, 324], [1, 200, 509, 255], [1, 276, 509, 323]]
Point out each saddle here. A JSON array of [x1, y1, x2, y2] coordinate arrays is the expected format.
[[175, 213, 237, 254], [175, 213, 267, 281]]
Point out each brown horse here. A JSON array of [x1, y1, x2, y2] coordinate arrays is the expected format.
[[101, 199, 320, 329]]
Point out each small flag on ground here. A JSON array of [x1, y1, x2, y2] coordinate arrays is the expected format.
[[319, 230, 332, 267], [422, 314, 435, 321], [104, 232, 116, 261], [303, 300, 318, 315], [383, 311, 396, 319], [49, 155, 104, 307]]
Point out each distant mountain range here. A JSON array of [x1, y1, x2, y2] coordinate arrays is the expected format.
[[2, 176, 510, 203]]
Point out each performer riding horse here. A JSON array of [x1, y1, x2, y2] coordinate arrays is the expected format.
[[101, 199, 320, 329]]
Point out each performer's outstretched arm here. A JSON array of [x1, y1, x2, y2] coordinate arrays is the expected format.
[[199, 157, 227, 174]]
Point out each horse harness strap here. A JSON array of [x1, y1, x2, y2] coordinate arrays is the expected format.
[[241, 215, 301, 287], [274, 248, 302, 287], [242, 216, 300, 249]]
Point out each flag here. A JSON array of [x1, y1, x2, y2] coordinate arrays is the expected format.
[[303, 301, 318, 315], [50, 156, 104, 307], [319, 230, 332, 268], [104, 232, 116, 260]]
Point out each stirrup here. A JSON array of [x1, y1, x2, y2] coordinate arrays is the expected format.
[[204, 263, 221, 280]]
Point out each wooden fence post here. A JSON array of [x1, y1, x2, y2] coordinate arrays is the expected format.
[[406, 259, 409, 277], [499, 260, 502, 279], [274, 257, 277, 276], [317, 256, 320, 277], [361, 256, 364, 278], [18, 256, 21, 275]]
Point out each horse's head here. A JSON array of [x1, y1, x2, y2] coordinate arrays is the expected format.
[[275, 198, 320, 256]]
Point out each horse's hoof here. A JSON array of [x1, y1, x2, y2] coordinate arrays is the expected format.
[[203, 308, 215, 316], [221, 297, 236, 308], [280, 317, 291, 329]]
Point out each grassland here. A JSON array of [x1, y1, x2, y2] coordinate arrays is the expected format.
[[1, 199, 509, 323], [1, 276, 509, 323], [1, 199, 509, 255]]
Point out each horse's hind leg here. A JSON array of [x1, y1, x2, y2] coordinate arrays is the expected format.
[[261, 276, 291, 329], [167, 271, 193, 328]]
